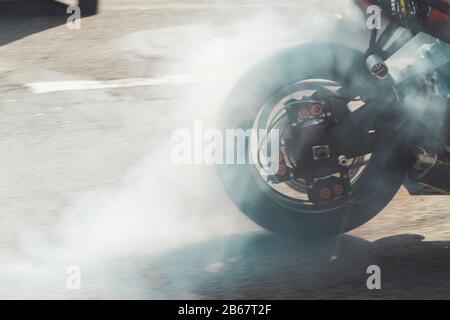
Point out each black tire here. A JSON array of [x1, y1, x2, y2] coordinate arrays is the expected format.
[[78, 0, 98, 16], [217, 42, 407, 237]]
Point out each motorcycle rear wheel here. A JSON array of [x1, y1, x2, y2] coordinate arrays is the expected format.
[[217, 43, 407, 237]]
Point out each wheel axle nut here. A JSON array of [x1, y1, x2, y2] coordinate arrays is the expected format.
[[313, 145, 331, 160]]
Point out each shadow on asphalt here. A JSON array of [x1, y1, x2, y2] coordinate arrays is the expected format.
[[153, 232, 450, 299], [0, 0, 74, 47]]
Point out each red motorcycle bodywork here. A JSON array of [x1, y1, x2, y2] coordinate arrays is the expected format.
[[355, 0, 449, 23]]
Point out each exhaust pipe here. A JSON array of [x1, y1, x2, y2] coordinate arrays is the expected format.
[[409, 148, 450, 193]]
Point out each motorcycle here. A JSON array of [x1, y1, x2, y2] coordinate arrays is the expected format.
[[217, 0, 450, 237]]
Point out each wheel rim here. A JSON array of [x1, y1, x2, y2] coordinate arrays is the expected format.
[[250, 79, 373, 210]]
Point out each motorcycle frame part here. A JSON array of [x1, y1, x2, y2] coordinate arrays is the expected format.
[[364, 2, 450, 70], [359, 1, 450, 195], [357, 0, 450, 43], [365, 21, 419, 62]]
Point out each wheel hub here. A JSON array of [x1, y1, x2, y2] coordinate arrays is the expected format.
[[266, 91, 356, 204]]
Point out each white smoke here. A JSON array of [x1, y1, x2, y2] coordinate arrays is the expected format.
[[57, 1, 366, 259], [0, 0, 371, 298]]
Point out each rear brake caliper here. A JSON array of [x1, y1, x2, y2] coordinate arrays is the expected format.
[[268, 91, 354, 204], [308, 176, 351, 204]]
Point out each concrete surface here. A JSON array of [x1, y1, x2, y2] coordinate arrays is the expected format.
[[0, 0, 449, 299]]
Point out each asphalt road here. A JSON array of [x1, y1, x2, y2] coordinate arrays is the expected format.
[[0, 0, 449, 299]]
